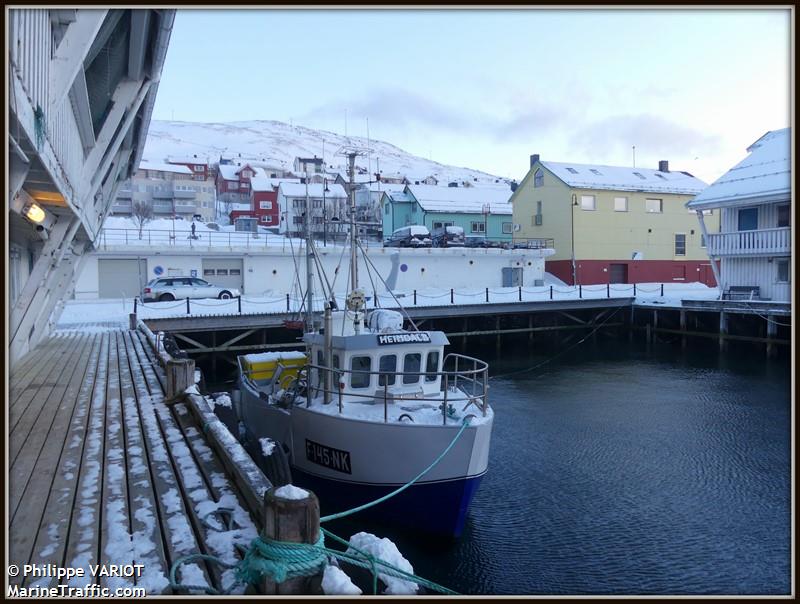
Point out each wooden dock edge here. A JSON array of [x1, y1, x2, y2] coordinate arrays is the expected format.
[[137, 320, 272, 527]]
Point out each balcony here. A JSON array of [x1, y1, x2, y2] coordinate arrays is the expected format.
[[707, 227, 790, 257]]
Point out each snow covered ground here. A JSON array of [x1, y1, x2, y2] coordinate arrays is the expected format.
[[54, 282, 719, 332]]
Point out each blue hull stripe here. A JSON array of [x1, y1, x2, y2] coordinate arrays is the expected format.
[[291, 467, 484, 537]]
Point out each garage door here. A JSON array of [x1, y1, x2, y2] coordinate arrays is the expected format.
[[98, 259, 147, 299], [202, 258, 244, 293]]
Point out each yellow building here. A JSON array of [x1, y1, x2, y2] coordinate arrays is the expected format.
[[510, 156, 720, 285]]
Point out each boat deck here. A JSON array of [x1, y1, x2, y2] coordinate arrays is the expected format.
[[9, 330, 262, 595]]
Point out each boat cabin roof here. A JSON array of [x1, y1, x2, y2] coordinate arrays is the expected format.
[[304, 330, 449, 351]]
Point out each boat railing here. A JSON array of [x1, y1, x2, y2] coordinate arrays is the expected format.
[[304, 353, 489, 425]]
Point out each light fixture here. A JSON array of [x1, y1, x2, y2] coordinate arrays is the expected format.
[[24, 202, 46, 224]]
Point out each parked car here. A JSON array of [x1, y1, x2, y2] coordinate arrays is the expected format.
[[432, 225, 465, 247], [384, 225, 432, 247], [141, 277, 240, 302]]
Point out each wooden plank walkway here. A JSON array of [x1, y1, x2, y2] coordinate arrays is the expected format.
[[9, 329, 263, 595]]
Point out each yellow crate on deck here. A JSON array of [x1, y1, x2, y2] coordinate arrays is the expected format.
[[241, 351, 307, 383]]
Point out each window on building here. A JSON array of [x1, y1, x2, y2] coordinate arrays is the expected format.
[[776, 259, 789, 283], [534, 168, 544, 187], [293, 216, 304, 224], [654, 173, 666, 180], [203, 269, 215, 276], [614, 197, 628, 212], [425, 351, 439, 383], [379, 354, 397, 386], [581, 195, 596, 211], [471, 222, 486, 233], [350, 356, 372, 389], [633, 172, 646, 180], [674, 233, 686, 256], [265, 215, 272, 223], [261, 216, 269, 223], [738, 207, 758, 231], [216, 269, 228, 275], [502, 222, 513, 234], [260, 201, 273, 209], [385, 203, 389, 214], [777, 203, 790, 227], [403, 353, 421, 384], [645, 198, 663, 213], [241, 170, 252, 178], [589, 168, 602, 176], [230, 182, 238, 190], [230, 269, 241, 276], [566, 167, 579, 174]]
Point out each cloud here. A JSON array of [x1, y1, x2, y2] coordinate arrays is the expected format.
[[569, 114, 723, 158], [301, 87, 566, 143]]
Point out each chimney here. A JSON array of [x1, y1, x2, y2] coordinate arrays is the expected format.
[[530, 154, 540, 168], [658, 160, 669, 172], [510, 181, 519, 192]]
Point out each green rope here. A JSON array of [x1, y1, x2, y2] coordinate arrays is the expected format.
[[168, 417, 472, 595], [319, 416, 472, 523]]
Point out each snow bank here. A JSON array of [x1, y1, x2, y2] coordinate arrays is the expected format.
[[346, 532, 418, 595], [273, 484, 309, 500], [322, 565, 362, 595], [212, 393, 232, 409], [259, 437, 275, 457]]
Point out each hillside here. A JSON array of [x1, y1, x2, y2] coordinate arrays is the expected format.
[[142, 120, 511, 187]]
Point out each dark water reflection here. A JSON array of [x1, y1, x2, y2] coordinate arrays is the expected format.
[[326, 336, 791, 595]]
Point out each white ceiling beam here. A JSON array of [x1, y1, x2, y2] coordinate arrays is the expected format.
[[48, 9, 108, 116], [128, 10, 151, 81]]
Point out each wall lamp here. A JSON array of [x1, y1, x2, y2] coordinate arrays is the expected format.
[[23, 202, 46, 223]]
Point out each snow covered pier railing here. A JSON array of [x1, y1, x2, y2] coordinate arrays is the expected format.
[[8, 329, 271, 595]]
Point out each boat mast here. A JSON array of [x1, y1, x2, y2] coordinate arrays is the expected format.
[[347, 151, 358, 292], [304, 169, 315, 333]]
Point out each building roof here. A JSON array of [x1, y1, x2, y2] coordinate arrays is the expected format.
[[405, 184, 512, 214], [278, 182, 347, 198], [168, 156, 209, 166], [368, 182, 407, 194], [217, 164, 240, 181], [383, 190, 415, 203], [687, 128, 790, 209], [138, 160, 192, 175], [540, 160, 707, 195]]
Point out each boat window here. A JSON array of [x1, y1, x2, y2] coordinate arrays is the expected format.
[[350, 356, 372, 389], [378, 355, 397, 386], [403, 353, 421, 384], [425, 351, 440, 382]]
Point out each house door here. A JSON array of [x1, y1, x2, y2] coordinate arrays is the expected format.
[[609, 263, 628, 284], [699, 263, 716, 287], [502, 267, 523, 287]]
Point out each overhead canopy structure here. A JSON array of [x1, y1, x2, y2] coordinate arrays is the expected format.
[[8, 8, 176, 362]]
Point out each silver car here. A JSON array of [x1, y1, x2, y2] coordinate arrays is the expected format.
[[141, 276, 240, 302]]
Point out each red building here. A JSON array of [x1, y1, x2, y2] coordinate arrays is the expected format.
[[167, 155, 209, 181], [229, 176, 280, 227], [217, 163, 260, 202]]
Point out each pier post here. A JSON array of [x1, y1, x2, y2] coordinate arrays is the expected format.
[[166, 358, 195, 401], [528, 314, 534, 343], [451, 288, 454, 304], [680, 310, 687, 349], [413, 289, 417, 305], [766, 317, 777, 358], [129, 313, 137, 331], [719, 311, 728, 352], [628, 306, 634, 344], [495, 316, 501, 354], [463, 317, 469, 349], [653, 310, 658, 343], [262, 487, 322, 595], [186, 297, 190, 314]]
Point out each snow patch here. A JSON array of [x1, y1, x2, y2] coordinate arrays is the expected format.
[[322, 565, 362, 595], [274, 484, 309, 500], [259, 437, 275, 457], [346, 532, 418, 595]]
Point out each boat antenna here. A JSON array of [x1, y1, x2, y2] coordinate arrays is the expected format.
[[335, 145, 372, 294]]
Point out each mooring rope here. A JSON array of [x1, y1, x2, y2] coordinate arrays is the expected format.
[[168, 417, 472, 595]]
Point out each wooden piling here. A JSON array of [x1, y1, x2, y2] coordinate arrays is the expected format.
[[766, 318, 777, 358], [680, 310, 687, 349], [528, 314, 534, 343], [262, 487, 322, 595], [719, 311, 728, 352], [129, 313, 138, 331], [166, 357, 195, 401]]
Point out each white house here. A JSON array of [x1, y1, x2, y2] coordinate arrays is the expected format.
[[687, 128, 791, 302], [277, 182, 348, 238]]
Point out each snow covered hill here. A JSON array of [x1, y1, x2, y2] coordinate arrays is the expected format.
[[142, 120, 511, 188]]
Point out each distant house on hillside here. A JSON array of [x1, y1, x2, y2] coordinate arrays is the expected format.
[[293, 156, 324, 175], [510, 154, 716, 285], [687, 128, 790, 302], [167, 155, 210, 181], [277, 182, 348, 239], [229, 176, 302, 228], [216, 163, 264, 204], [381, 184, 513, 242]]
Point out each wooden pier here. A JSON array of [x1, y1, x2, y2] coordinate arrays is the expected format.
[[8, 328, 271, 595]]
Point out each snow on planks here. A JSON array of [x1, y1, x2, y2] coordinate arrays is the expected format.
[[8, 329, 260, 595]]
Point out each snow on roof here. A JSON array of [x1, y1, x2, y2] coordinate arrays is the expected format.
[[278, 182, 347, 198], [541, 161, 706, 195], [139, 160, 193, 175], [251, 176, 301, 192], [384, 190, 415, 203], [406, 184, 512, 214], [217, 164, 239, 180], [368, 182, 407, 194], [168, 156, 208, 165], [687, 128, 790, 208]]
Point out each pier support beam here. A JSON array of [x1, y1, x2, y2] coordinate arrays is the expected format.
[[766, 318, 777, 358], [528, 314, 534, 344], [495, 316, 502, 354], [680, 310, 687, 350], [719, 311, 728, 352]]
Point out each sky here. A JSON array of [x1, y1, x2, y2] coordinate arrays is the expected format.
[[151, 8, 791, 184]]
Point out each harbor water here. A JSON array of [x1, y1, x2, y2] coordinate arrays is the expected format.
[[323, 335, 791, 595]]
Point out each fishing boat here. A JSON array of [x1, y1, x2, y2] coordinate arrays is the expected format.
[[234, 154, 494, 537]]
